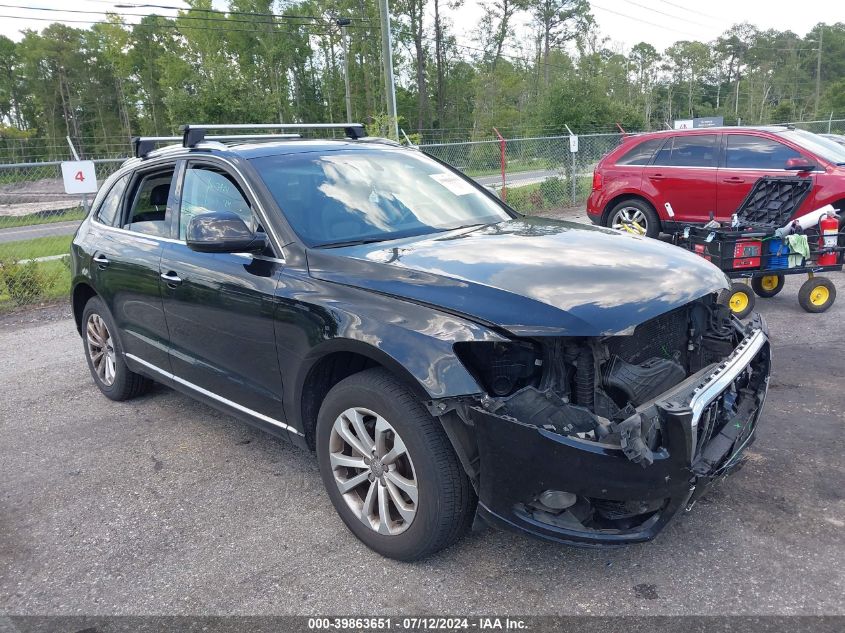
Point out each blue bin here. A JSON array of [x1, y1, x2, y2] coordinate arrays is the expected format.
[[767, 238, 788, 269]]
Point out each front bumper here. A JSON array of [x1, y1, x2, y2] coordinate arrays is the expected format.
[[470, 321, 771, 547]]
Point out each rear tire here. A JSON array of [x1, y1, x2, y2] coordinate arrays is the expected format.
[[81, 296, 152, 401], [316, 368, 476, 560], [798, 276, 836, 313], [605, 198, 660, 238], [751, 274, 785, 298], [718, 282, 755, 319]]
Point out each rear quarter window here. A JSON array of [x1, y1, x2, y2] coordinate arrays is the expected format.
[[94, 175, 129, 227], [615, 138, 665, 165]]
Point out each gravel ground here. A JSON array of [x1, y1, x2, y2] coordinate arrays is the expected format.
[[0, 214, 843, 618]]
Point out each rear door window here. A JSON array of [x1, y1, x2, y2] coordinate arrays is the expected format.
[[615, 138, 666, 165], [725, 134, 801, 169], [652, 135, 718, 167], [124, 168, 176, 237]]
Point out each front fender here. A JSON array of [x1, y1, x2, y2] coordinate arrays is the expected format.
[[274, 272, 506, 430]]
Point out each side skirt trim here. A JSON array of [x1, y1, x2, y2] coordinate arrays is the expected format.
[[125, 352, 303, 437]]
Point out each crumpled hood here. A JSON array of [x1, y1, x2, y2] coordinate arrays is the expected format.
[[306, 217, 729, 336]]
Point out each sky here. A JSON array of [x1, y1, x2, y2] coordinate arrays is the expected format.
[[1, 0, 845, 53]]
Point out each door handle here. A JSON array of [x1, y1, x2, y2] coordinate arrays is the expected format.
[[92, 254, 109, 268], [722, 177, 745, 183], [648, 174, 665, 180], [160, 271, 182, 286]]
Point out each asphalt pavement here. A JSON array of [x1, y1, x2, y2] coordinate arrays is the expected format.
[[0, 221, 81, 243], [0, 234, 843, 617]]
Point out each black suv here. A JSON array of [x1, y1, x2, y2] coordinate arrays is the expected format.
[[70, 123, 771, 560]]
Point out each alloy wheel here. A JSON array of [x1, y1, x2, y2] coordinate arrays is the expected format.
[[329, 407, 418, 536], [86, 313, 116, 386], [611, 206, 648, 235]]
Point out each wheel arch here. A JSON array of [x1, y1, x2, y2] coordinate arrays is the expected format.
[[71, 281, 98, 335], [601, 193, 659, 225], [296, 340, 433, 451]]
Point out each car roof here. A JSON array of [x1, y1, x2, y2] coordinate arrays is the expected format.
[[628, 125, 792, 140], [123, 137, 404, 168]]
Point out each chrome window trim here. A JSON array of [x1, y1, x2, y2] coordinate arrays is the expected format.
[[640, 165, 718, 170], [91, 221, 287, 264], [91, 219, 183, 244], [125, 353, 303, 436], [717, 166, 824, 173], [637, 164, 821, 173], [688, 328, 767, 427]]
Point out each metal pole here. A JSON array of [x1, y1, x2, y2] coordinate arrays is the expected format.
[[564, 125, 575, 205], [338, 19, 353, 123], [66, 135, 89, 212], [493, 127, 506, 201], [377, 0, 399, 140], [815, 26, 823, 117], [828, 111, 834, 134]]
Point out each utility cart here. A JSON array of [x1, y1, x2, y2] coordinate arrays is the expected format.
[[673, 177, 844, 318]]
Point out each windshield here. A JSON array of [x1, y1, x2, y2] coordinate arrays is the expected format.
[[776, 129, 845, 165], [251, 148, 512, 247]]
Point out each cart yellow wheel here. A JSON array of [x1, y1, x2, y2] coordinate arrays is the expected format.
[[718, 282, 756, 319], [751, 274, 785, 298], [798, 276, 836, 313]]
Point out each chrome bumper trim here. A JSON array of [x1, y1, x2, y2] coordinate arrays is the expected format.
[[688, 327, 768, 426]]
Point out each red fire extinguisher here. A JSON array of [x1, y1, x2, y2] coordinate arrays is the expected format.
[[818, 212, 840, 266]]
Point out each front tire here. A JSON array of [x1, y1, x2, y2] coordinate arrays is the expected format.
[[605, 198, 660, 238], [316, 368, 475, 560], [81, 296, 152, 401]]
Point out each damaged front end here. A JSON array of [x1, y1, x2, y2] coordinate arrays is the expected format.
[[442, 294, 770, 546]]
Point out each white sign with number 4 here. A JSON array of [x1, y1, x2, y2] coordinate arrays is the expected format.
[[61, 160, 98, 194]]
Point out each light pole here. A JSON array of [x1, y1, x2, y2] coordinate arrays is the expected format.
[[336, 17, 353, 123], [377, 0, 399, 140]]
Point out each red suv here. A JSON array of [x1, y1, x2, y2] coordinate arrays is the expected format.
[[587, 126, 845, 237]]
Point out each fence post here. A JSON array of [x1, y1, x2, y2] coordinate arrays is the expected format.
[[564, 125, 576, 206], [493, 127, 506, 201]]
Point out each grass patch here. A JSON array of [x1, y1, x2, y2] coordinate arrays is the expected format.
[[0, 259, 69, 312], [0, 234, 73, 261], [501, 177, 575, 214], [0, 207, 86, 228]]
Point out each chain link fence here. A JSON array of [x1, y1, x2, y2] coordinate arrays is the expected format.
[[786, 117, 845, 135], [0, 132, 626, 311], [421, 132, 622, 214], [0, 157, 125, 312], [2, 120, 842, 311]]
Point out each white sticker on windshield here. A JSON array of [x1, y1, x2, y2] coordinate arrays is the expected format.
[[430, 172, 477, 196]]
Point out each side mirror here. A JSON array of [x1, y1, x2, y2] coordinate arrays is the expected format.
[[785, 157, 817, 172], [185, 211, 267, 254]]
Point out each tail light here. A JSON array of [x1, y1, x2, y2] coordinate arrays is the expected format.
[[592, 170, 603, 191]]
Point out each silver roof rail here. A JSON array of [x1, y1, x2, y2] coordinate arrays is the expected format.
[[180, 122, 366, 147], [131, 122, 366, 158], [131, 136, 181, 158]]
